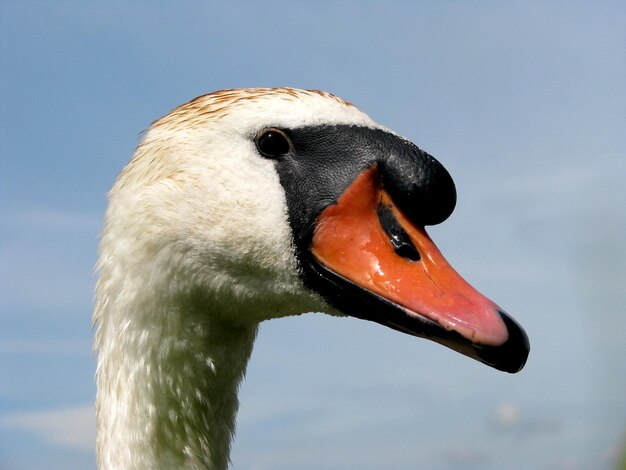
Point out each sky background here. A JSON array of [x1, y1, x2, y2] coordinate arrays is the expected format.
[[1, 1, 625, 469]]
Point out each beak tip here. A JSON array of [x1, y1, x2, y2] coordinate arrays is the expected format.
[[481, 310, 530, 373]]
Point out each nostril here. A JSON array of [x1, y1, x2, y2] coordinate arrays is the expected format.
[[376, 203, 421, 262]]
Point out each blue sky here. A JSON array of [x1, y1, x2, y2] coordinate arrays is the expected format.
[[1, 1, 625, 469]]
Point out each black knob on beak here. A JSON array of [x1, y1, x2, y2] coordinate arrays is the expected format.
[[379, 142, 457, 226]]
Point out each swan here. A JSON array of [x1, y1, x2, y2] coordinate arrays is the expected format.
[[94, 87, 529, 469]]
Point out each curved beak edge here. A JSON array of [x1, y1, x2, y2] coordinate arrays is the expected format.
[[308, 167, 530, 373]]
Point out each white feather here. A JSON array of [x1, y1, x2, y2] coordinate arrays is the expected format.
[[94, 88, 384, 469]]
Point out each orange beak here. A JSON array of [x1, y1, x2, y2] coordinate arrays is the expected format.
[[310, 166, 529, 372]]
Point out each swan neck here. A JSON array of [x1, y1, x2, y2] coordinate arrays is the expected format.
[[95, 294, 257, 470]]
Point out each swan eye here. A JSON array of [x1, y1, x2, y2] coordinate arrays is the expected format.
[[255, 128, 291, 159]]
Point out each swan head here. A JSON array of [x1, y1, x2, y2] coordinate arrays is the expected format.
[[98, 87, 529, 373]]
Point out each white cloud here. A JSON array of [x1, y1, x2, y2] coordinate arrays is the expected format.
[[483, 165, 597, 199], [0, 404, 95, 452], [0, 206, 99, 312], [0, 338, 90, 355], [493, 402, 522, 429], [1, 207, 101, 232], [474, 161, 622, 222]]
